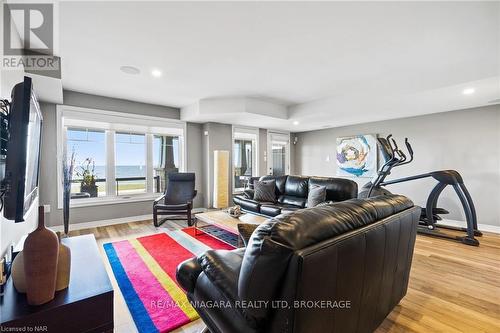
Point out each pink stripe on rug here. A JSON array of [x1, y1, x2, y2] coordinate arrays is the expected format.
[[113, 240, 189, 332], [138, 232, 199, 282]]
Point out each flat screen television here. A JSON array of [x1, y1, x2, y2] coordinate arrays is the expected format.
[[2, 76, 43, 222]]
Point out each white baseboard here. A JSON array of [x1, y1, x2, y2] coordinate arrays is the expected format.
[[438, 219, 500, 234], [49, 214, 154, 232], [48, 207, 208, 233]]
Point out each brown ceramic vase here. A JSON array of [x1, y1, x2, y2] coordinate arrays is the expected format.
[[55, 232, 71, 291], [11, 251, 26, 293], [23, 206, 59, 305]]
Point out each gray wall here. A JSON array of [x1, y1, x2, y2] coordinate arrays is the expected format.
[[294, 105, 500, 227], [63, 90, 179, 119], [201, 122, 233, 208], [39, 91, 205, 227], [258, 128, 268, 176], [290, 132, 297, 175], [186, 123, 204, 208]]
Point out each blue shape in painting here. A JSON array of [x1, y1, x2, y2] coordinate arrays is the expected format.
[[336, 135, 377, 178]]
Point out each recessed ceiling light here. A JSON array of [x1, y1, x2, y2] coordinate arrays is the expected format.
[[293, 120, 299, 126], [151, 69, 162, 78], [462, 88, 475, 95], [120, 65, 140, 75]]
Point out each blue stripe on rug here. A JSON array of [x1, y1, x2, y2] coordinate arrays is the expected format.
[[103, 243, 159, 333]]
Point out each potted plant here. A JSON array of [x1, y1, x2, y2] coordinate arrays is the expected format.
[[76, 158, 98, 198]]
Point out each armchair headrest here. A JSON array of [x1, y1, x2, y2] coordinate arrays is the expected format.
[[168, 172, 195, 182]]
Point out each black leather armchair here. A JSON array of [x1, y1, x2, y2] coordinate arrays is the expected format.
[[153, 173, 197, 227], [177, 195, 420, 333]]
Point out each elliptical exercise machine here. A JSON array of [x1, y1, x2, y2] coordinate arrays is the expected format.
[[359, 135, 481, 246]]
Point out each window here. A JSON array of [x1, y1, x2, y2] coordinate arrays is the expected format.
[[233, 139, 253, 189], [57, 106, 186, 207], [271, 143, 287, 176], [232, 127, 258, 193], [115, 132, 146, 195], [153, 135, 180, 193], [267, 132, 290, 176], [66, 128, 106, 198]]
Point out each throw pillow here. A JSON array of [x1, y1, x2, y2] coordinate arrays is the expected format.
[[254, 180, 276, 202], [307, 185, 326, 207], [237, 223, 260, 247]]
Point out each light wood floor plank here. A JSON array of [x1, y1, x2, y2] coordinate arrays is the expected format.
[[68, 219, 500, 333]]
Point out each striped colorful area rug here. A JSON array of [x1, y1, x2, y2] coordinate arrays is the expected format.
[[103, 227, 235, 333]]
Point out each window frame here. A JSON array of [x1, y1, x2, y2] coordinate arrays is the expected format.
[[56, 105, 186, 208], [232, 126, 259, 194], [266, 131, 290, 176], [114, 131, 148, 196], [65, 126, 108, 198]]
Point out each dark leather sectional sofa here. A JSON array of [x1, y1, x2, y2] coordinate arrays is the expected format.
[[233, 175, 359, 217], [177, 194, 421, 333]]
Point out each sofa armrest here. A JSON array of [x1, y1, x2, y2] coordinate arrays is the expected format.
[[198, 249, 245, 301], [176, 257, 203, 293], [237, 223, 259, 247], [243, 189, 254, 199]]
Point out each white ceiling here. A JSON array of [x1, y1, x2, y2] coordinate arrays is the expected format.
[[57, 1, 499, 132]]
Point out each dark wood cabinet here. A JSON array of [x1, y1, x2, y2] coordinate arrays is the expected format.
[[1, 234, 114, 332]]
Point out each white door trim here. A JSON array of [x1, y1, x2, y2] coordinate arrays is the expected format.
[[267, 131, 290, 176]]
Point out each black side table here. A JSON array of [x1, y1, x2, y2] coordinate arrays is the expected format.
[[0, 234, 114, 332]]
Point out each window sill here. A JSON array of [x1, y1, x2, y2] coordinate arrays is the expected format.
[[67, 193, 161, 208]]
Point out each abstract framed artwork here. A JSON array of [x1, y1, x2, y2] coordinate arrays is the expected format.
[[336, 134, 378, 177]]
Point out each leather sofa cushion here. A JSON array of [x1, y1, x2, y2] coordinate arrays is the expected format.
[[272, 194, 414, 250], [233, 196, 260, 213], [238, 223, 294, 326], [260, 175, 287, 196], [309, 177, 358, 202], [280, 206, 300, 215], [279, 195, 307, 208], [198, 248, 245, 301], [260, 205, 282, 217], [284, 175, 309, 197]]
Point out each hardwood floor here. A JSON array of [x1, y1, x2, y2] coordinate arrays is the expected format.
[[69, 220, 500, 333]]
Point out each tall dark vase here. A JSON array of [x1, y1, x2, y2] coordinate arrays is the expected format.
[[63, 151, 75, 235], [63, 184, 70, 234], [23, 206, 59, 305]]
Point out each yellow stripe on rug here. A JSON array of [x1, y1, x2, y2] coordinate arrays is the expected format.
[[129, 239, 199, 320]]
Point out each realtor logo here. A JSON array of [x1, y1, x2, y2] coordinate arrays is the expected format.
[[3, 3, 54, 56]]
